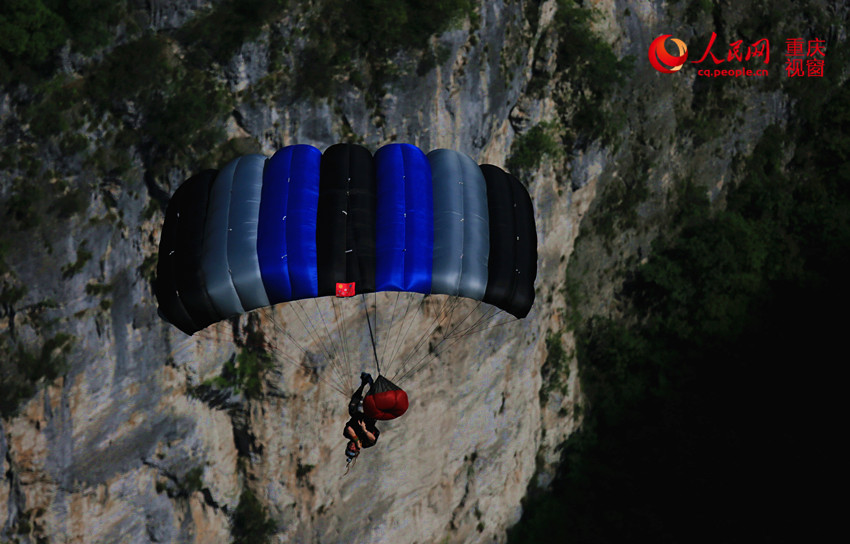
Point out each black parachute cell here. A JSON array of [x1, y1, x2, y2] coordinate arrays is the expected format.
[[317, 143, 377, 296], [173, 170, 221, 329], [480, 164, 537, 318], [511, 168, 538, 317], [155, 170, 219, 334]]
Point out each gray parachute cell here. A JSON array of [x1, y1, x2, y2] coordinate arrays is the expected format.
[[225, 154, 271, 311], [201, 158, 245, 318], [427, 149, 490, 300]]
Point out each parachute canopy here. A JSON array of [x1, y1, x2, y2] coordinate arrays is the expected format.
[[155, 143, 537, 336]]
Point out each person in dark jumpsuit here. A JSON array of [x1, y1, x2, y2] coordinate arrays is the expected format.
[[343, 372, 380, 471]]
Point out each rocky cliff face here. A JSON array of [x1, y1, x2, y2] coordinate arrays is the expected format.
[[0, 0, 802, 542]]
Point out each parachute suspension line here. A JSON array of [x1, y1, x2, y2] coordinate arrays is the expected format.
[[444, 300, 483, 338], [394, 299, 484, 385], [314, 298, 344, 371], [394, 293, 465, 380], [313, 297, 351, 393], [313, 299, 336, 355], [290, 300, 349, 394], [396, 294, 460, 371], [397, 307, 518, 385], [331, 295, 354, 393], [396, 328, 471, 385], [292, 300, 336, 365], [264, 308, 314, 359], [267, 306, 350, 396], [447, 304, 500, 339], [373, 291, 379, 367], [384, 295, 434, 381], [382, 292, 419, 379], [375, 291, 380, 362], [389, 295, 462, 383], [270, 347, 349, 398], [264, 335, 349, 398], [451, 312, 518, 338], [397, 297, 460, 382], [379, 291, 402, 369], [361, 293, 381, 375], [194, 312, 350, 398]]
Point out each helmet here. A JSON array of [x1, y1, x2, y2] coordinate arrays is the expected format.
[[345, 440, 360, 461]]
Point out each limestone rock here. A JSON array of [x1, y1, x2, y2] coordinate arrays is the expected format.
[[0, 0, 798, 542]]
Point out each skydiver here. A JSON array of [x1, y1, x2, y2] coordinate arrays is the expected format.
[[343, 372, 380, 473]]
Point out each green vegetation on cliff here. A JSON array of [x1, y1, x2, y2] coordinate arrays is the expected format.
[[232, 488, 276, 544], [0, 0, 127, 83], [298, 0, 475, 98], [3, 0, 478, 206], [0, 332, 74, 417], [509, 52, 849, 544]]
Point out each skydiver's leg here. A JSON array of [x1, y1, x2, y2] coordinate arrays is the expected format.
[[353, 373, 372, 397], [348, 393, 363, 417], [348, 373, 372, 416], [360, 372, 374, 396]]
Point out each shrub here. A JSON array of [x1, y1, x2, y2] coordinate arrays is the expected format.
[[0, 0, 67, 65], [552, 0, 632, 147], [61, 244, 92, 278], [204, 314, 273, 399], [0, 332, 74, 417], [0, 0, 126, 85], [507, 122, 563, 174], [540, 331, 570, 402], [296, 0, 475, 97], [178, 0, 289, 67], [232, 488, 276, 544], [4, 178, 46, 229], [181, 466, 204, 495]]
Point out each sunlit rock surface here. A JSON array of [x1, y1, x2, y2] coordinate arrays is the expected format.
[[0, 0, 796, 542]]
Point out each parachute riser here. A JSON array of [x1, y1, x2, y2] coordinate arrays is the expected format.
[[361, 293, 381, 375]]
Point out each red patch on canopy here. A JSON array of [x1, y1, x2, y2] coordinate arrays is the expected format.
[[336, 282, 356, 297], [363, 389, 409, 420]]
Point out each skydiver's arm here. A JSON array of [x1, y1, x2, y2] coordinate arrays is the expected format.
[[344, 425, 358, 440], [357, 420, 377, 444]]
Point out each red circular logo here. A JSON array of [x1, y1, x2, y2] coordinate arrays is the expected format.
[[648, 35, 688, 73]]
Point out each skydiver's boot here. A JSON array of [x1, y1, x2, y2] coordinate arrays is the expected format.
[[360, 372, 374, 386]]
